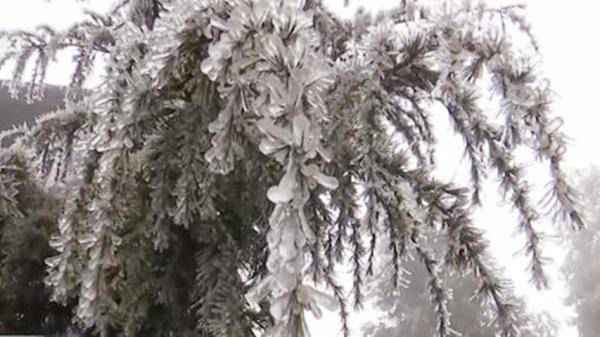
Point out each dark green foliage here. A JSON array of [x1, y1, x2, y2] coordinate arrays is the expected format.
[[0, 150, 72, 334]]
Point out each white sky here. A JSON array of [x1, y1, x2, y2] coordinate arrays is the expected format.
[[2, 1, 600, 337]]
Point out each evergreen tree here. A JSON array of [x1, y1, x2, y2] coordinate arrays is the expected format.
[[562, 167, 600, 337], [0, 149, 73, 334], [0, 1, 584, 337]]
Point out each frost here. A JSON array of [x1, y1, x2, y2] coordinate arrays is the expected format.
[[270, 293, 291, 321], [292, 114, 310, 147], [45, 255, 62, 268], [506, 84, 536, 108], [78, 233, 97, 249], [259, 137, 288, 156], [301, 164, 339, 190], [316, 145, 333, 162], [0, 1, 578, 337], [279, 224, 300, 260], [257, 118, 294, 145], [247, 276, 274, 306], [267, 161, 298, 203], [298, 209, 316, 244]]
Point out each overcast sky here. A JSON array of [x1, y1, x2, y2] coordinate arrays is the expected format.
[[2, 1, 600, 337]]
